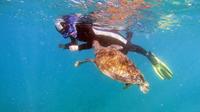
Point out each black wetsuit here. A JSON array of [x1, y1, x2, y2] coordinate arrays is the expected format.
[[62, 23, 149, 57]]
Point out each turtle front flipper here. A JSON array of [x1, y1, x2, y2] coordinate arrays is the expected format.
[[123, 83, 132, 89], [74, 59, 94, 67], [148, 52, 173, 80]]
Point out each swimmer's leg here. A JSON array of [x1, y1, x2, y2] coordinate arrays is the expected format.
[[126, 31, 133, 42], [74, 58, 94, 67], [127, 43, 173, 80], [121, 31, 133, 54], [127, 43, 148, 56]]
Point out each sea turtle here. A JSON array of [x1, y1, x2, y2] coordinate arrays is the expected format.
[[74, 40, 149, 94]]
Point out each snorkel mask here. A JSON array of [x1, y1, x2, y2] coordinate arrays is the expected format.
[[55, 17, 77, 38], [55, 18, 67, 33]]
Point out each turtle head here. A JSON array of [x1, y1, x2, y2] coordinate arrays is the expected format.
[[139, 81, 149, 94], [136, 74, 150, 94]]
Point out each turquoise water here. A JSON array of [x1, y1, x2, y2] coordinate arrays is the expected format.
[[0, 0, 200, 112]]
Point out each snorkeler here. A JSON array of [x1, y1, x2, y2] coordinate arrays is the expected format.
[[54, 14, 173, 80]]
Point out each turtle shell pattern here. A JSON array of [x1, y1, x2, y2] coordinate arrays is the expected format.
[[94, 47, 145, 84]]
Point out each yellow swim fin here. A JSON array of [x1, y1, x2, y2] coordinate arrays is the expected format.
[[148, 52, 173, 80]]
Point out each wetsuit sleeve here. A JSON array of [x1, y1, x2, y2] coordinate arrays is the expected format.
[[60, 43, 70, 49], [70, 36, 77, 45], [62, 37, 92, 51], [78, 43, 92, 50], [60, 36, 78, 49], [69, 36, 93, 51]]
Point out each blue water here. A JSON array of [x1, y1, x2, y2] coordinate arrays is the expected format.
[[0, 0, 200, 112]]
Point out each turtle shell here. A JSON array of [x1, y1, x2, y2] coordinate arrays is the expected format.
[[94, 47, 145, 84]]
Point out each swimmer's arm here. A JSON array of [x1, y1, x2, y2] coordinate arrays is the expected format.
[[69, 37, 92, 51], [58, 36, 78, 49], [59, 41, 92, 51], [78, 43, 92, 50], [70, 36, 78, 45], [68, 37, 79, 51], [58, 43, 70, 49]]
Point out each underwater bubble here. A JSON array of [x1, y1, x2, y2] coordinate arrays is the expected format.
[[179, 83, 183, 87], [19, 0, 24, 3], [39, 41, 45, 46], [185, 0, 193, 6], [160, 103, 164, 107], [171, 1, 181, 5]]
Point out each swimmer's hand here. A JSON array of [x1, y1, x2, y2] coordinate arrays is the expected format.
[[148, 52, 173, 80], [58, 44, 67, 49], [69, 45, 79, 51]]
